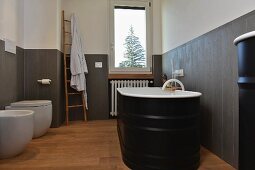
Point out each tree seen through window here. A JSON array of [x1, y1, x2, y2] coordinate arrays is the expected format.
[[119, 25, 146, 68]]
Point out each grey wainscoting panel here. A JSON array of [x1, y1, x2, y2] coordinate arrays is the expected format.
[[16, 46, 25, 100], [162, 10, 255, 168], [0, 40, 24, 109], [56, 50, 65, 124], [24, 49, 64, 128], [53, 53, 109, 122], [86, 54, 109, 120], [152, 55, 162, 87]]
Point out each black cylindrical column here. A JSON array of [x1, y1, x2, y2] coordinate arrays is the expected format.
[[234, 31, 255, 170]]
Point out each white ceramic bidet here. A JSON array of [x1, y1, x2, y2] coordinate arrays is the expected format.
[[0, 110, 34, 159]]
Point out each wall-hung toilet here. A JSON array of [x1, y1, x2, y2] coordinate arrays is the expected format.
[[6, 100, 52, 138]]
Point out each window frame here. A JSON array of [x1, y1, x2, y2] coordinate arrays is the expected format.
[[109, 0, 153, 74]]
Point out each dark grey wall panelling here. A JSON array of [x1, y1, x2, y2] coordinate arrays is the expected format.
[[0, 42, 109, 124], [152, 55, 162, 87], [56, 50, 65, 124], [162, 10, 255, 168], [68, 54, 109, 120], [24, 49, 64, 128], [67, 54, 109, 121], [0, 40, 24, 109], [24, 52, 109, 123], [86, 54, 109, 120], [65, 55, 84, 121], [65, 54, 110, 121]]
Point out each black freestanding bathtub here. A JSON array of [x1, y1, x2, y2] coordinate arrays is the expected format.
[[117, 87, 202, 170], [234, 31, 255, 170]]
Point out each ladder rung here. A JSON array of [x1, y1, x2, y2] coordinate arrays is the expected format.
[[64, 43, 72, 46], [65, 32, 71, 34], [64, 19, 71, 22], [68, 105, 83, 108], [66, 67, 70, 70], [68, 92, 80, 95]]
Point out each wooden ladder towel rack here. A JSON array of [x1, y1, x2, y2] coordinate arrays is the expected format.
[[62, 10, 87, 125]]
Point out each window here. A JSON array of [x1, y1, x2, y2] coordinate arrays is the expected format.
[[109, 0, 152, 74]]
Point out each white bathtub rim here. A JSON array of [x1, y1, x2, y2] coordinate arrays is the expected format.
[[234, 31, 255, 45], [117, 87, 202, 98]]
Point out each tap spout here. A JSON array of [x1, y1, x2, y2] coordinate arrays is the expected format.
[[162, 79, 185, 91]]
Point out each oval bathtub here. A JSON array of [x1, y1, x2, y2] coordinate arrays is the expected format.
[[0, 110, 34, 159], [117, 87, 202, 170]]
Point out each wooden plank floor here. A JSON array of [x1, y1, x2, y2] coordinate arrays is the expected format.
[[0, 120, 235, 170]]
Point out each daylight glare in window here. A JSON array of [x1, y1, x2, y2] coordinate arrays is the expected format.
[[114, 7, 147, 68]]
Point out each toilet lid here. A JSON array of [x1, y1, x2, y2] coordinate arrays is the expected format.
[[10, 100, 52, 107]]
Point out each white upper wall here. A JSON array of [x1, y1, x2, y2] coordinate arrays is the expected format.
[[24, 0, 61, 50], [0, 0, 24, 47], [162, 0, 255, 53], [0, 0, 160, 52], [62, 0, 109, 54], [62, 0, 162, 54], [0, 0, 4, 40], [57, 0, 62, 50], [152, 0, 162, 55]]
